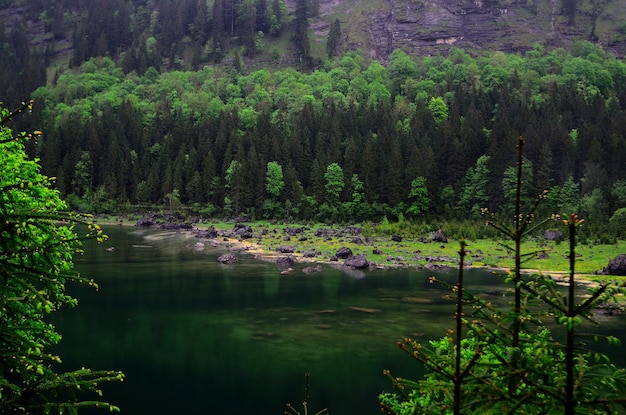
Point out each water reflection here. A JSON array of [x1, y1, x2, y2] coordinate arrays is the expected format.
[[51, 226, 625, 415]]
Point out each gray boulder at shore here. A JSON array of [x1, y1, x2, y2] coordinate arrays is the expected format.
[[344, 254, 370, 269], [217, 254, 238, 264], [275, 255, 296, 269], [601, 254, 626, 276]]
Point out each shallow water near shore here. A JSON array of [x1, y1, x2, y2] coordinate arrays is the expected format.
[[51, 226, 626, 415]]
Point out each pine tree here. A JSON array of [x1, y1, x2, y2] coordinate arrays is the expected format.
[[293, 0, 311, 69], [326, 18, 341, 58]]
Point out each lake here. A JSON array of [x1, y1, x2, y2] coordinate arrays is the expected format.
[[51, 226, 626, 414]]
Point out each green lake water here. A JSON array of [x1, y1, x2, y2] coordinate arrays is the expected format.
[[51, 226, 626, 414]]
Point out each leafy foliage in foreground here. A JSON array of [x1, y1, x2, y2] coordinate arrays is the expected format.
[[380, 138, 626, 414], [0, 102, 123, 413]]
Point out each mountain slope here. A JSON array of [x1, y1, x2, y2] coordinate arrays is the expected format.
[[306, 0, 626, 62], [0, 0, 625, 109]]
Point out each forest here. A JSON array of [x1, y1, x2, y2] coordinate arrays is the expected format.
[[1, 0, 626, 236], [23, 41, 626, 236]]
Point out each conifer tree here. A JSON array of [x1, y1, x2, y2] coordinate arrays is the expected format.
[[326, 18, 341, 58], [293, 0, 311, 69]]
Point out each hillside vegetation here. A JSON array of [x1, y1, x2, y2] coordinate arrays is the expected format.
[[27, 43, 626, 240], [2, 0, 626, 108], [1, 0, 626, 240]]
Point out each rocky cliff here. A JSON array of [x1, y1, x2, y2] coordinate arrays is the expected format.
[[1, 0, 625, 73], [305, 0, 626, 61]]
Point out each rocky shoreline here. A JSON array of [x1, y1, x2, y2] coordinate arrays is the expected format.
[[133, 217, 463, 275], [102, 215, 626, 277]]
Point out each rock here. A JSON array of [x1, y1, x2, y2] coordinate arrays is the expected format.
[[196, 227, 219, 238], [351, 236, 365, 244], [303, 265, 323, 274], [136, 218, 155, 227], [372, 248, 383, 255], [391, 234, 402, 242], [335, 247, 353, 259], [280, 267, 294, 275], [159, 222, 192, 230], [233, 223, 253, 239], [425, 263, 451, 272], [284, 227, 304, 236], [544, 229, 563, 241], [344, 254, 370, 269], [217, 254, 238, 264], [602, 254, 626, 276], [276, 246, 295, 254], [431, 229, 448, 243], [303, 250, 321, 258], [346, 306, 381, 314], [342, 226, 363, 235], [536, 251, 549, 259], [275, 255, 296, 269]]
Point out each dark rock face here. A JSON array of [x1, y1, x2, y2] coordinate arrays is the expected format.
[[603, 254, 626, 276], [335, 247, 353, 259], [544, 229, 563, 241], [233, 223, 253, 239], [159, 222, 192, 230], [303, 265, 323, 274], [338, 0, 626, 61], [432, 229, 448, 243], [217, 254, 238, 264], [275, 255, 296, 269], [351, 236, 364, 244], [344, 254, 370, 269], [196, 227, 218, 239], [136, 218, 155, 227], [276, 246, 296, 254], [284, 226, 305, 236]]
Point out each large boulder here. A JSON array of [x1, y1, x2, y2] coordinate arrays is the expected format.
[[302, 265, 323, 274], [544, 229, 563, 241], [217, 254, 238, 264], [344, 254, 370, 269], [275, 255, 296, 269], [603, 254, 626, 276], [159, 222, 192, 230], [196, 227, 218, 239], [233, 223, 254, 239], [335, 247, 353, 259], [431, 229, 448, 243], [136, 218, 155, 227], [284, 226, 305, 236]]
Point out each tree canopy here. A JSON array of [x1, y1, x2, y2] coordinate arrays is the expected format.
[[27, 42, 626, 229], [0, 102, 123, 413]]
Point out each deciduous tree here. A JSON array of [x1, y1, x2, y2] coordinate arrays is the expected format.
[[0, 102, 123, 413]]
